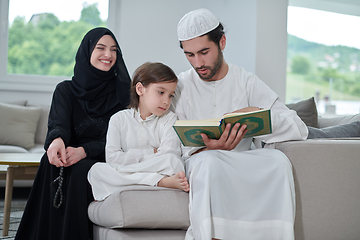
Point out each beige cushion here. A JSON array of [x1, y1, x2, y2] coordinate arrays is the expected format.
[[93, 226, 186, 240], [88, 186, 190, 230], [286, 97, 318, 127], [0, 102, 42, 150], [27, 105, 49, 144]]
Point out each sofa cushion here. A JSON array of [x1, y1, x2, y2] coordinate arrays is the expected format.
[[31, 105, 49, 144], [7, 100, 27, 106], [93, 226, 186, 240], [88, 186, 190, 230], [286, 97, 318, 127], [29, 144, 46, 154], [0, 145, 28, 153], [0, 102, 42, 150]]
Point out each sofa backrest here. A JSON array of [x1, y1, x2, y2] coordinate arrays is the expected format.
[[318, 113, 360, 128]]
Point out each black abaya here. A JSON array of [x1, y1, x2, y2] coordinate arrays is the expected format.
[[15, 82, 123, 240], [15, 27, 131, 240]]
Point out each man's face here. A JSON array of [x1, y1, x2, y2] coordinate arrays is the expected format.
[[182, 35, 225, 81]]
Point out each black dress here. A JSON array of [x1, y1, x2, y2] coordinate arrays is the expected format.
[[15, 81, 124, 240]]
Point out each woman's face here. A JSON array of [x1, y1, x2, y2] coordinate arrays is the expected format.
[[90, 35, 117, 71]]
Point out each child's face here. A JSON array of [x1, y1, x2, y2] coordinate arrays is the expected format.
[[137, 81, 177, 119]]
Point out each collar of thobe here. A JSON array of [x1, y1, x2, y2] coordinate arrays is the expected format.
[[133, 108, 157, 122]]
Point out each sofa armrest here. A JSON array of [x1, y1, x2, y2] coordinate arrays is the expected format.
[[318, 113, 360, 128], [275, 138, 360, 240]]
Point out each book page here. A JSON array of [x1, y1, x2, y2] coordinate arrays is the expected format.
[[174, 118, 222, 127], [223, 109, 268, 118]]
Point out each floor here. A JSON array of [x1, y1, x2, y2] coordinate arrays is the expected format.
[[0, 187, 30, 240]]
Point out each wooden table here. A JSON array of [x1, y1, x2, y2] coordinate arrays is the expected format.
[[0, 153, 42, 236]]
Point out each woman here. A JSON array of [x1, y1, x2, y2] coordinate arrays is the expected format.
[[15, 27, 131, 240]]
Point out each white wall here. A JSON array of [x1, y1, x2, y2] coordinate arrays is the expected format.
[[112, 0, 258, 76], [0, 0, 288, 104], [0, 90, 53, 106], [112, 0, 288, 101], [256, 0, 288, 102]]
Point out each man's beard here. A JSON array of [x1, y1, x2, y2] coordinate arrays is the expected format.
[[195, 49, 223, 80]]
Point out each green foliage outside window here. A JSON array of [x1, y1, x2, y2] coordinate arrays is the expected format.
[[291, 55, 310, 75], [287, 35, 360, 102], [7, 3, 106, 77]]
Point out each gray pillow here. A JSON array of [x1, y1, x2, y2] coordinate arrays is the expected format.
[[0, 102, 42, 150], [286, 97, 318, 128], [308, 121, 360, 139], [318, 113, 360, 128]]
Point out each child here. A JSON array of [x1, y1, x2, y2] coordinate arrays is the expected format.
[[88, 62, 189, 201]]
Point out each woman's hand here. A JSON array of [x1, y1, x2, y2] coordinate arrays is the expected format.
[[47, 137, 66, 167], [47, 138, 87, 167], [64, 146, 87, 167]]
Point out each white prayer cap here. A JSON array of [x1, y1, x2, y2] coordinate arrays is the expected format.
[[177, 8, 219, 41]]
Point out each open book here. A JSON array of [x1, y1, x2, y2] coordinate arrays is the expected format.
[[173, 109, 272, 147]]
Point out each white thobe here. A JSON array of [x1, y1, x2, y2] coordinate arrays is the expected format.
[[172, 64, 308, 240], [88, 109, 184, 201]]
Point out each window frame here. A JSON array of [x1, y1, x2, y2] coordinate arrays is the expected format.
[[0, 0, 115, 92]]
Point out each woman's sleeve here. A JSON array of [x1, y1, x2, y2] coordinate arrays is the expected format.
[[81, 139, 106, 160], [45, 82, 73, 150]]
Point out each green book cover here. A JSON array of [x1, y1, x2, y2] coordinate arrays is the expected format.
[[173, 109, 272, 147]]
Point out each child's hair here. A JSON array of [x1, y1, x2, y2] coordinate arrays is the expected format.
[[129, 62, 178, 109]]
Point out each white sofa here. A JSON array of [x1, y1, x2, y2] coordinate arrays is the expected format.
[[88, 98, 360, 240]]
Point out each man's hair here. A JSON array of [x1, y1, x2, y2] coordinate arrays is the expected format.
[[129, 62, 178, 109], [179, 23, 225, 49]]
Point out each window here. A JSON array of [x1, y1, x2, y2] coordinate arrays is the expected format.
[[0, 0, 111, 92], [287, 6, 360, 116]]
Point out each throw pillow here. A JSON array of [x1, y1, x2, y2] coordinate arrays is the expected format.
[[286, 97, 318, 127], [0, 102, 42, 150], [308, 121, 360, 139]]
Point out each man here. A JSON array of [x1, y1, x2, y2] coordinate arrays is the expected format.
[[172, 8, 308, 240]]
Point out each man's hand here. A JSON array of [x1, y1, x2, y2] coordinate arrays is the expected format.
[[192, 107, 261, 154], [64, 146, 87, 167], [201, 123, 247, 151]]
